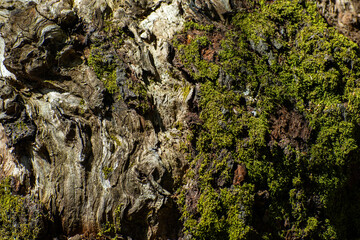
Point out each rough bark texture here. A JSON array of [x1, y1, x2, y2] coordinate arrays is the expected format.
[[0, 0, 360, 239], [0, 0, 234, 239]]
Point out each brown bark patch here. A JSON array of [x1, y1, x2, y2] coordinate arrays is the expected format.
[[269, 107, 311, 151], [233, 164, 247, 185]]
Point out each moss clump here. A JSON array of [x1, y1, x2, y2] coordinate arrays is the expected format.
[[126, 79, 151, 115], [15, 121, 28, 131], [0, 178, 45, 239], [98, 205, 123, 239], [88, 46, 118, 94], [87, 21, 127, 95], [182, 83, 192, 100], [174, 121, 184, 131], [87, 19, 153, 117], [102, 166, 113, 180], [176, 0, 360, 239], [174, 30, 220, 81], [184, 21, 215, 32], [88, 45, 151, 114], [110, 135, 122, 146], [103, 22, 126, 49]]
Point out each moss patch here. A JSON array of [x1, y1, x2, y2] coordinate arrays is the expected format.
[[87, 28, 151, 115], [87, 46, 118, 94], [102, 166, 113, 180], [176, 0, 360, 239], [0, 178, 46, 239]]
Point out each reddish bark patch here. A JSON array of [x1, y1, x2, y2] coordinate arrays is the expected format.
[[200, 31, 224, 63], [201, 48, 215, 61], [233, 164, 247, 185], [269, 107, 311, 150], [175, 28, 225, 63]]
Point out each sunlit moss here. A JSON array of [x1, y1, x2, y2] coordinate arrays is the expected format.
[[175, 35, 220, 81], [176, 0, 360, 239], [88, 46, 119, 94], [0, 178, 45, 239]]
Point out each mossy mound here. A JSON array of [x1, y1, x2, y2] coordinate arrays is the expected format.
[[176, 0, 360, 239], [0, 178, 47, 239]]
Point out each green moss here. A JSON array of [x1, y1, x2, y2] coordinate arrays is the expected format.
[[15, 121, 28, 131], [87, 21, 128, 96], [0, 178, 44, 239], [126, 79, 151, 114], [102, 166, 113, 180], [98, 204, 123, 239], [175, 36, 219, 81], [182, 84, 192, 100], [110, 135, 122, 146], [174, 121, 184, 131], [98, 221, 122, 240], [184, 21, 215, 32], [103, 20, 125, 48], [175, 0, 360, 239], [87, 21, 152, 116], [178, 141, 188, 153], [88, 46, 119, 94]]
